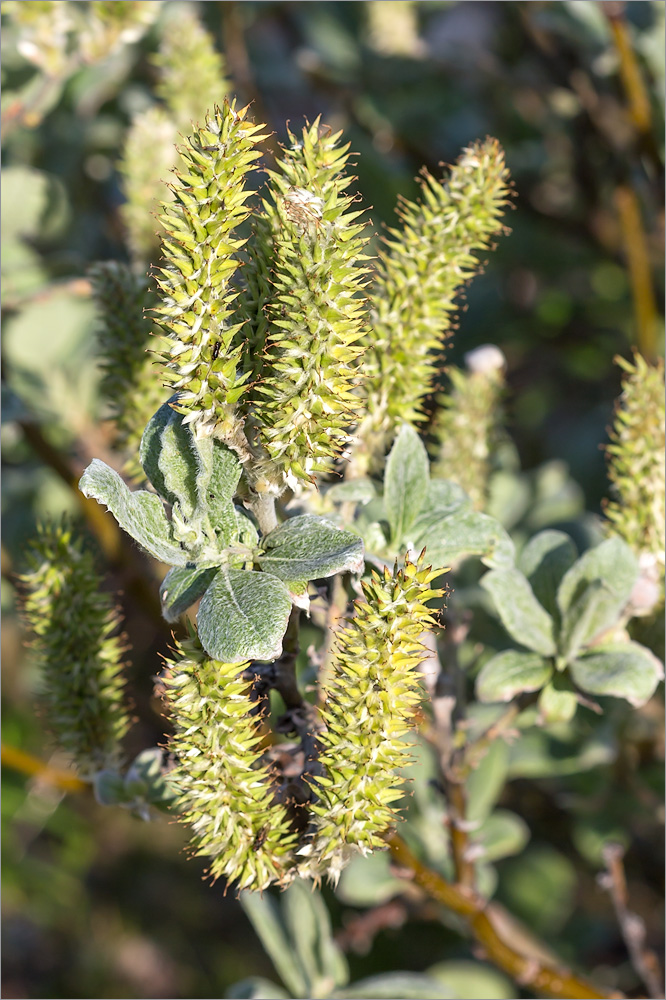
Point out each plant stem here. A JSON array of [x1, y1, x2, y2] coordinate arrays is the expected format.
[[1, 742, 87, 793], [600, 842, 663, 999], [384, 831, 625, 1000]]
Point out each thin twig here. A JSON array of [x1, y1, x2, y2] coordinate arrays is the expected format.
[[614, 185, 660, 361], [384, 831, 625, 1000], [1, 742, 87, 793], [599, 842, 664, 999]]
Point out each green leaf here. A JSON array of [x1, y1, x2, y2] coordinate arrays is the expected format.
[[414, 507, 514, 570], [476, 809, 530, 863], [559, 579, 613, 663], [466, 739, 510, 824], [518, 529, 577, 620], [410, 479, 471, 538], [556, 538, 638, 643], [336, 852, 407, 907], [258, 515, 364, 587], [327, 478, 376, 504], [476, 650, 552, 703], [240, 892, 308, 999], [140, 401, 198, 517], [283, 882, 348, 997], [197, 568, 292, 663], [93, 770, 128, 806], [334, 973, 453, 1000], [570, 642, 663, 707], [79, 459, 189, 565], [384, 424, 429, 543], [192, 434, 243, 539], [427, 960, 513, 1000], [481, 568, 557, 656], [538, 682, 578, 724], [160, 565, 219, 622], [227, 978, 290, 1000]]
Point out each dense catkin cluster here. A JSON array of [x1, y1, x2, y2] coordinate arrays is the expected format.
[[155, 102, 268, 442], [353, 138, 510, 472], [21, 523, 130, 776], [162, 636, 297, 890], [431, 346, 506, 509], [298, 556, 444, 883], [251, 121, 371, 487], [605, 352, 665, 579], [90, 262, 168, 475]]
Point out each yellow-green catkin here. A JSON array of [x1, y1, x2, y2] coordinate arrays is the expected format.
[[21, 522, 130, 777], [120, 4, 229, 265], [250, 121, 371, 489], [353, 139, 510, 473], [154, 101, 269, 445], [89, 262, 168, 477], [152, 4, 230, 134], [162, 635, 297, 890], [431, 345, 506, 509], [298, 555, 445, 883], [605, 352, 665, 599]]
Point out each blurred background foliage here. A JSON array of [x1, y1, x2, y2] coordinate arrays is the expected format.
[[1, 2, 663, 998]]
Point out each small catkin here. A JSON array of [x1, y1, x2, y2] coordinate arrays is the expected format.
[[354, 138, 510, 472], [299, 555, 444, 883], [21, 522, 130, 777], [162, 635, 297, 891]]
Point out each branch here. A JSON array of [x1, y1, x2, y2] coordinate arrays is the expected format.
[[600, 842, 663, 999], [384, 831, 625, 1000], [614, 185, 660, 362], [1, 742, 87, 793]]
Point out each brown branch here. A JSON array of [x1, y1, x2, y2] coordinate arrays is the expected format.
[[1, 742, 87, 793], [614, 185, 660, 361], [384, 831, 625, 1000], [600, 842, 663, 999], [603, 3, 652, 135]]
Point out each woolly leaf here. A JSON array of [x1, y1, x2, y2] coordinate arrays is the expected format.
[[140, 401, 199, 516], [410, 479, 472, 536], [197, 568, 292, 662], [335, 973, 454, 999], [227, 979, 290, 1000], [556, 537, 638, 642], [191, 434, 243, 541], [384, 425, 429, 543], [518, 530, 578, 622], [327, 479, 377, 505], [413, 504, 514, 570], [482, 568, 557, 656], [160, 565, 219, 622], [570, 642, 663, 707], [476, 650, 552, 703], [240, 892, 309, 999], [79, 459, 189, 565], [559, 579, 614, 663], [258, 514, 364, 588], [538, 682, 578, 724]]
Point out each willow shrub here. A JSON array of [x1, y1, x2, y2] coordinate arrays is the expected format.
[[22, 98, 664, 998]]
